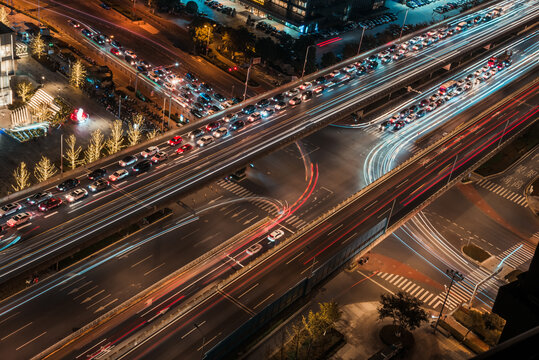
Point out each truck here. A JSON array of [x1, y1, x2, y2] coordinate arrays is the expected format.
[[439, 80, 458, 95]]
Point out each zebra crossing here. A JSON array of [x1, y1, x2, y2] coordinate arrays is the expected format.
[[362, 126, 384, 138], [475, 178, 528, 207], [216, 179, 307, 229], [376, 267, 500, 311], [496, 243, 535, 269]]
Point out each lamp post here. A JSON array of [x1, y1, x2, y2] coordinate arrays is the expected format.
[[434, 269, 464, 333], [301, 44, 315, 79], [497, 116, 510, 148], [357, 26, 366, 56], [399, 9, 409, 41], [243, 60, 253, 102]]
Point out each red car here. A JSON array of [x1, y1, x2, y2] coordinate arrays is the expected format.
[[38, 197, 63, 212], [176, 143, 193, 154], [205, 121, 220, 132], [168, 136, 183, 146], [110, 47, 122, 56]]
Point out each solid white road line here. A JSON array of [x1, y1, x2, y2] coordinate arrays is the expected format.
[[144, 263, 166, 276], [1, 322, 32, 340], [16, 331, 47, 351]]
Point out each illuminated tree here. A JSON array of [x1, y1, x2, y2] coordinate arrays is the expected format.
[[12, 162, 31, 192], [69, 60, 87, 89], [378, 291, 428, 337], [17, 81, 34, 103], [127, 114, 144, 146], [145, 128, 159, 140], [0, 7, 10, 26], [221, 32, 232, 53], [84, 129, 106, 164], [64, 134, 83, 170], [30, 33, 46, 59], [33, 102, 52, 122], [106, 119, 125, 155], [194, 24, 213, 53], [33, 155, 57, 183]]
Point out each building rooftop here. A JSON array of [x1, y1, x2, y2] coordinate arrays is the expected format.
[[0, 22, 14, 35]]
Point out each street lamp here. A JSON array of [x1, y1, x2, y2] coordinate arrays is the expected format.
[[433, 269, 464, 333], [399, 9, 409, 41], [301, 44, 316, 79]]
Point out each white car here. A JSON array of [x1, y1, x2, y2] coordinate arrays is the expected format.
[[0, 202, 22, 218], [213, 127, 228, 138], [246, 243, 263, 255], [268, 229, 284, 242], [66, 189, 88, 203], [285, 88, 300, 97], [7, 212, 31, 227], [124, 50, 137, 58], [248, 112, 261, 122], [299, 81, 312, 90], [141, 146, 159, 158], [151, 151, 168, 163], [196, 135, 214, 147], [109, 169, 129, 182]]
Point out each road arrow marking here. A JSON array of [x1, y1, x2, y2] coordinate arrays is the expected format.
[[81, 289, 105, 304], [95, 298, 118, 313]]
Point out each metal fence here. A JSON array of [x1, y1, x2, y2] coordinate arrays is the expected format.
[[204, 218, 387, 360]]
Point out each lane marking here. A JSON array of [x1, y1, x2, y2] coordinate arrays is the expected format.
[[253, 293, 274, 309], [238, 283, 259, 299], [131, 255, 153, 268], [1, 322, 32, 341], [144, 263, 166, 276], [16, 331, 47, 351], [44, 211, 58, 219]]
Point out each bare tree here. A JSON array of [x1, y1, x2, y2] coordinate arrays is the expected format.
[[63, 134, 84, 170], [127, 114, 144, 146], [30, 33, 46, 59], [106, 119, 125, 155], [0, 7, 9, 26], [12, 162, 31, 192], [145, 128, 159, 140], [69, 60, 87, 89], [32, 102, 52, 122], [34, 155, 58, 183], [84, 129, 106, 164], [17, 81, 34, 103]]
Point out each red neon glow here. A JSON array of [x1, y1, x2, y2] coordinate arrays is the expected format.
[[316, 37, 342, 47]]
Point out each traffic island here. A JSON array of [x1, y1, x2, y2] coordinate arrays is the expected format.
[[462, 244, 491, 263]]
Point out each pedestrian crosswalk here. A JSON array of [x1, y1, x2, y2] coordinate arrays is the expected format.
[[496, 243, 535, 270], [362, 126, 384, 138], [475, 179, 528, 207], [375, 267, 501, 312], [216, 179, 307, 229]]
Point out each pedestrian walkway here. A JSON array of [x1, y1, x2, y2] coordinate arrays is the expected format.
[[216, 179, 307, 229], [496, 243, 535, 270], [475, 178, 528, 207], [375, 271, 439, 307], [26, 88, 61, 115]]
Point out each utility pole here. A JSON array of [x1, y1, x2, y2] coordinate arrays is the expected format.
[[301, 45, 315, 79], [60, 133, 63, 174], [357, 26, 366, 56], [168, 93, 172, 130], [384, 198, 396, 233], [243, 60, 253, 102], [498, 116, 511, 148], [447, 154, 458, 185], [434, 269, 463, 333], [118, 96, 121, 120], [162, 96, 166, 132], [399, 9, 409, 41]]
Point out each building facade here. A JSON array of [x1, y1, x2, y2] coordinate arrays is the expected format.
[[0, 23, 16, 107]]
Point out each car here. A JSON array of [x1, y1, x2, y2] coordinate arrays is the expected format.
[[164, 82, 176, 92], [285, 88, 300, 98], [88, 179, 110, 192], [109, 169, 129, 182], [248, 112, 261, 122], [242, 104, 257, 115], [426, 102, 438, 112], [119, 155, 137, 167], [68, 20, 81, 28], [6, 212, 31, 227], [256, 98, 270, 108], [100, 2, 111, 10], [66, 189, 89, 203], [489, 68, 498, 76], [289, 97, 302, 106], [419, 99, 430, 108], [230, 120, 245, 131], [379, 120, 392, 130], [299, 82, 312, 90], [168, 136, 183, 146], [213, 127, 228, 138], [482, 71, 491, 80], [151, 151, 168, 163], [214, 93, 226, 102], [189, 129, 205, 139], [344, 65, 356, 73], [315, 76, 327, 84], [261, 107, 274, 117], [275, 101, 287, 110], [81, 28, 93, 38], [0, 202, 22, 218], [57, 178, 80, 192], [313, 86, 325, 96], [110, 39, 122, 49], [88, 168, 107, 180], [389, 115, 399, 124], [206, 121, 221, 132], [246, 243, 263, 255], [197, 135, 214, 147], [141, 146, 159, 158], [185, 72, 198, 82], [415, 109, 426, 118], [302, 90, 313, 100], [268, 229, 284, 242], [272, 93, 285, 102], [38, 197, 63, 212], [124, 50, 137, 58], [176, 143, 193, 154], [223, 113, 237, 123], [393, 120, 405, 130], [110, 47, 122, 56], [92, 35, 105, 45], [429, 93, 440, 102], [26, 191, 52, 205]]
